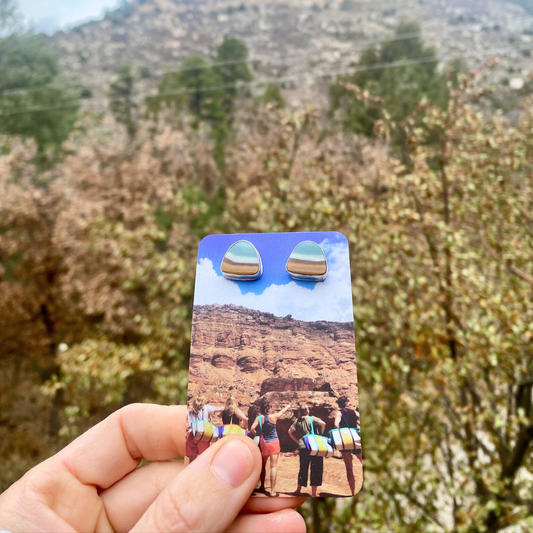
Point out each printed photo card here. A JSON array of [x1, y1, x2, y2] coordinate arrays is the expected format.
[[185, 232, 362, 498]]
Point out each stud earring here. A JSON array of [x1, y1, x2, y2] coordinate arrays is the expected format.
[[221, 240, 263, 281], [286, 241, 328, 282]]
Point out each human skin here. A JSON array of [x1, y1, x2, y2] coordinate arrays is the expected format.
[[250, 404, 292, 433], [250, 404, 292, 496], [235, 406, 248, 424], [334, 401, 360, 495], [0, 404, 306, 533]]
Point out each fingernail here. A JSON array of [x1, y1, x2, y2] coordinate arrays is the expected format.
[[211, 438, 255, 488]]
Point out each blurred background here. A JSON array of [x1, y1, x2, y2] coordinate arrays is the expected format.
[[1, 0, 532, 531]]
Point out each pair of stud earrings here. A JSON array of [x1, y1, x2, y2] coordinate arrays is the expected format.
[[221, 240, 328, 282]]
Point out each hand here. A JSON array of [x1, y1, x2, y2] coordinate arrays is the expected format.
[[0, 404, 306, 533]]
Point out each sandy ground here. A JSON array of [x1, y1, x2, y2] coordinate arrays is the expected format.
[[250, 451, 363, 498]]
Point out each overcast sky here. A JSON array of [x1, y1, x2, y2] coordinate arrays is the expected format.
[[18, 0, 120, 34]]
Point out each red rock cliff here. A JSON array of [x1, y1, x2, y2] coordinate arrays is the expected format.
[[189, 304, 359, 450]]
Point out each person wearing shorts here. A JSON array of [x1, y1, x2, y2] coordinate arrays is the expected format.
[[334, 396, 360, 496], [186, 394, 223, 463], [251, 401, 291, 496]]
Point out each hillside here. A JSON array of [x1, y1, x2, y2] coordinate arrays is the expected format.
[[46, 0, 533, 108]]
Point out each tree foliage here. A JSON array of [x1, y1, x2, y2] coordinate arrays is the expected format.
[[109, 64, 139, 141], [222, 82, 533, 533], [330, 21, 448, 144], [147, 36, 253, 168], [212, 35, 253, 116], [0, 32, 79, 158], [148, 56, 225, 125], [0, 45, 532, 533], [0, 0, 20, 35], [262, 82, 285, 108]]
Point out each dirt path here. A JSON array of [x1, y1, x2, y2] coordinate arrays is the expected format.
[[251, 451, 363, 498]]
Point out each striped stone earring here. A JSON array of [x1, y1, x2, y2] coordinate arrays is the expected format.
[[221, 240, 263, 281], [286, 241, 328, 282]]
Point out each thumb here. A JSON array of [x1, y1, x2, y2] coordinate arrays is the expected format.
[[131, 435, 261, 533]]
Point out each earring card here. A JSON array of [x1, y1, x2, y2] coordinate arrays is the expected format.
[[186, 232, 363, 498]]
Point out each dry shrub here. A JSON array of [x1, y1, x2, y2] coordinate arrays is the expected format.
[[1, 84, 533, 532]]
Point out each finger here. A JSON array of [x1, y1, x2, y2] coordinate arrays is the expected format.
[[226, 509, 306, 533], [52, 404, 186, 489], [0, 470, 78, 533], [101, 462, 304, 532], [101, 461, 304, 532], [100, 461, 184, 532], [132, 435, 261, 533], [242, 496, 307, 514]]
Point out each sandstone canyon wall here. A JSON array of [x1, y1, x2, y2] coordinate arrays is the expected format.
[[189, 304, 359, 450]]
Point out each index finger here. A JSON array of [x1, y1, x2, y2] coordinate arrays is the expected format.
[[52, 404, 186, 489]]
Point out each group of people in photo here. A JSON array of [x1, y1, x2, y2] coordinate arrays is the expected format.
[[186, 393, 361, 497]]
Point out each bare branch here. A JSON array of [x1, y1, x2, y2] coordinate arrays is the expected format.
[[502, 423, 533, 480], [482, 235, 533, 287], [395, 489, 447, 530]]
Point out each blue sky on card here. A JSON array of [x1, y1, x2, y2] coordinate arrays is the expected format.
[[194, 232, 354, 323]]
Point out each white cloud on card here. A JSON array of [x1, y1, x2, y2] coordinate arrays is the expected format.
[[194, 241, 353, 323]]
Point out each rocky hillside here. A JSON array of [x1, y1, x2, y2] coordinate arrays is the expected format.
[[189, 304, 358, 450], [47, 0, 533, 107]]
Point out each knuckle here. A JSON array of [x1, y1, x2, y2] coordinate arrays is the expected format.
[[25, 466, 54, 496], [113, 402, 144, 420], [156, 488, 204, 532]]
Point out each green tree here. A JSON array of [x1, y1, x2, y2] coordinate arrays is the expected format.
[[149, 38, 253, 170], [213, 36, 253, 116], [330, 21, 448, 142], [149, 36, 253, 125], [447, 57, 468, 88], [261, 82, 285, 107], [148, 56, 228, 168], [211, 36, 253, 169], [0, 0, 20, 34], [148, 56, 225, 125], [109, 64, 139, 141], [0, 32, 79, 159]]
